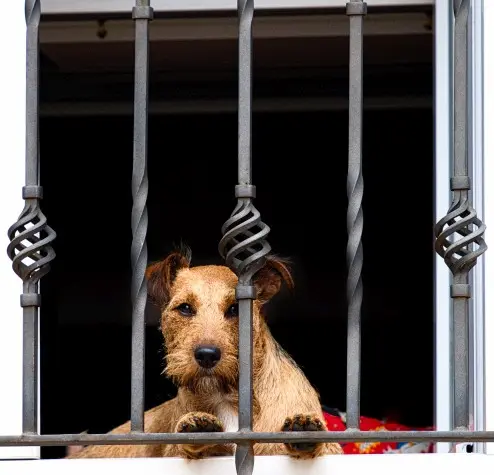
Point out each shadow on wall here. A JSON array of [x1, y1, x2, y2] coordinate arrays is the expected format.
[[39, 110, 433, 458]]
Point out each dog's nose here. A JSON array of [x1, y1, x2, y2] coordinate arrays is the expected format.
[[194, 345, 222, 369]]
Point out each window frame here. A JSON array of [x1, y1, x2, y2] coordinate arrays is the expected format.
[[40, 0, 433, 16], [1, 0, 492, 469], [2, 452, 494, 473], [483, 0, 494, 456]]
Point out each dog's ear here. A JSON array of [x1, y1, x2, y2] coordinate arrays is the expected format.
[[253, 255, 294, 304], [146, 248, 191, 307]]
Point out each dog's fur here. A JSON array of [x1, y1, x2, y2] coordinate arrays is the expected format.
[[68, 249, 342, 459]]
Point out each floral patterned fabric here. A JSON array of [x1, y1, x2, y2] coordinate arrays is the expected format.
[[322, 406, 434, 454]]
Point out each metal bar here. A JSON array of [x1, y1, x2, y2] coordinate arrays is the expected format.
[[23, 1, 41, 435], [236, 296, 254, 475], [219, 0, 271, 471], [130, 0, 153, 433], [238, 0, 253, 186], [345, 0, 367, 431], [452, 0, 471, 432], [3, 431, 494, 447], [434, 0, 487, 449], [26, 1, 40, 189], [235, 1, 255, 473], [5, 0, 56, 437], [22, 283, 38, 435], [452, 273, 469, 431]]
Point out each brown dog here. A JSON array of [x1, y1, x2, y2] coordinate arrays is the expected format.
[[69, 248, 342, 459]]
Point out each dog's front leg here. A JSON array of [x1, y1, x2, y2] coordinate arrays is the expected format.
[[281, 413, 343, 459], [175, 412, 232, 459]]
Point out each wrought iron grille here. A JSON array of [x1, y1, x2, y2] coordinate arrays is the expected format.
[[0, 0, 490, 473]]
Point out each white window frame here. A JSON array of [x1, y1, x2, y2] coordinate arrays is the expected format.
[[1, 0, 494, 472], [40, 0, 432, 15], [484, 0, 494, 456]]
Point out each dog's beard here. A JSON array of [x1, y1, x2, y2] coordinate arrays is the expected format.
[[165, 352, 238, 395], [185, 373, 234, 394]]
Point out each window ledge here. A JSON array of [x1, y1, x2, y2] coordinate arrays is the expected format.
[[2, 453, 494, 475]]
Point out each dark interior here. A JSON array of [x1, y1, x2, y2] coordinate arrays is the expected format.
[[38, 14, 433, 459]]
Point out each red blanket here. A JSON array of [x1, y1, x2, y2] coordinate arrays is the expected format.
[[322, 408, 434, 454]]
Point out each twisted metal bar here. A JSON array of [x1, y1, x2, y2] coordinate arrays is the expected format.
[[218, 0, 271, 472], [6, 0, 56, 435], [345, 0, 366, 431], [219, 189, 270, 475], [130, 0, 153, 433], [434, 0, 487, 435]]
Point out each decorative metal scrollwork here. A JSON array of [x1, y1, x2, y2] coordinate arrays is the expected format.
[[7, 196, 56, 285], [435, 195, 487, 276], [219, 186, 271, 282]]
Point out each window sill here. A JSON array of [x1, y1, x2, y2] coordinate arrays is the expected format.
[[2, 453, 494, 475]]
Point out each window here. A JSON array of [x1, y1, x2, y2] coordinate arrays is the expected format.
[[1, 0, 493, 473]]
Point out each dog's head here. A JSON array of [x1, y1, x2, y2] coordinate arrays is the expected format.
[[145, 247, 293, 393]]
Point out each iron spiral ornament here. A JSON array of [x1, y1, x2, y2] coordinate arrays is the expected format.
[[7, 198, 56, 284], [435, 195, 486, 276], [219, 185, 270, 475], [434, 0, 487, 279], [219, 187, 271, 282], [7, 0, 56, 286]]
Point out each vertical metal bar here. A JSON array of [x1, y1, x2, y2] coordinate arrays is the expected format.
[[345, 0, 367, 431], [22, 0, 41, 436], [452, 0, 471, 432], [130, 0, 153, 433], [235, 1, 255, 473], [6, 0, 56, 436], [238, 0, 253, 186], [435, 0, 487, 448], [219, 0, 271, 470], [22, 284, 38, 435], [236, 293, 254, 475], [25, 0, 40, 190], [452, 274, 469, 431]]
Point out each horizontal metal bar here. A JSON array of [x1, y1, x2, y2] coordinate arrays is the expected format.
[[1, 431, 494, 447]]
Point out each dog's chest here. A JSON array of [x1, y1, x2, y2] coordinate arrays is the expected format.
[[215, 402, 239, 433]]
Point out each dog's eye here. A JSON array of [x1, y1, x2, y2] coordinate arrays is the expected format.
[[225, 303, 239, 319], [175, 303, 194, 317]]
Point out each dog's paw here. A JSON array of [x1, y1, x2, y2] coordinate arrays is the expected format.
[[175, 412, 227, 459], [282, 413, 342, 458], [177, 412, 224, 433]]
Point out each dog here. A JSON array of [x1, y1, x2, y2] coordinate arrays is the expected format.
[[68, 248, 342, 459]]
